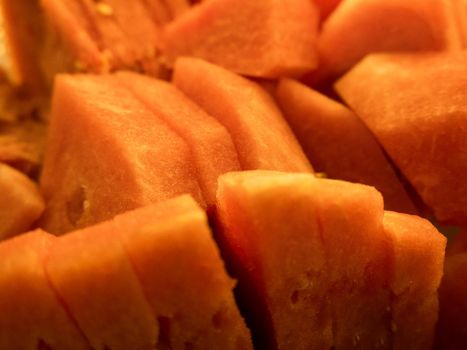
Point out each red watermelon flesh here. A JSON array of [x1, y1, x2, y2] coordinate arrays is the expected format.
[[435, 253, 467, 349], [173, 57, 313, 173], [335, 51, 467, 224], [114, 195, 253, 349], [315, 0, 462, 84], [0, 164, 45, 240], [0, 230, 90, 350], [40, 0, 109, 74], [276, 78, 417, 214], [163, 0, 319, 79], [39, 74, 203, 234], [45, 221, 158, 350], [216, 171, 392, 349], [383, 211, 446, 350], [114, 71, 241, 208]]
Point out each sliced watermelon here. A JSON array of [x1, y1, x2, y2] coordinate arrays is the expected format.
[[383, 211, 446, 350], [114, 71, 241, 208], [173, 57, 313, 173], [216, 171, 392, 349], [276, 78, 417, 214], [0, 164, 44, 240], [40, 74, 203, 234], [336, 51, 467, 224], [315, 0, 461, 83], [114, 195, 253, 349], [0, 230, 89, 349], [163, 0, 319, 78], [45, 221, 158, 349]]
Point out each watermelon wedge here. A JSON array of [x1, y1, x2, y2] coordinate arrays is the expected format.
[[114, 195, 253, 349], [216, 171, 391, 349], [383, 211, 446, 350], [114, 71, 241, 208], [0, 230, 89, 349], [316, 0, 461, 83], [173, 57, 313, 173], [275, 78, 417, 214], [0, 164, 45, 239], [336, 51, 467, 224], [45, 221, 158, 349], [163, 0, 319, 78], [40, 74, 203, 234]]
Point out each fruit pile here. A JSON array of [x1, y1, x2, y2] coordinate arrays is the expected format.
[[0, 0, 466, 349]]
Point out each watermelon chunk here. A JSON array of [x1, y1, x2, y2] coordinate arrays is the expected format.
[[40, 74, 203, 234], [435, 253, 467, 349], [173, 58, 313, 173], [45, 221, 158, 349], [114, 71, 241, 208], [216, 171, 392, 349], [335, 52, 467, 224], [0, 164, 45, 240], [0, 230, 89, 349], [276, 78, 417, 214], [383, 211, 446, 350], [163, 0, 319, 78], [316, 0, 461, 83], [114, 195, 253, 349]]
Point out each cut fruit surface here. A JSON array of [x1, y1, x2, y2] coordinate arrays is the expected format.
[[163, 0, 319, 78], [316, 0, 461, 83], [383, 211, 446, 350], [173, 58, 313, 173], [216, 171, 392, 349], [114, 195, 253, 349], [0, 230, 89, 350], [40, 74, 203, 234], [336, 51, 467, 224], [0, 164, 45, 240], [45, 221, 158, 350], [114, 72, 241, 208], [276, 78, 417, 214]]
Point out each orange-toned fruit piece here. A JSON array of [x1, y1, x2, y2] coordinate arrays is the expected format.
[[276, 78, 416, 214], [114, 195, 253, 349], [383, 211, 446, 350], [40, 74, 203, 234], [114, 72, 241, 208], [173, 58, 313, 173], [435, 253, 467, 349], [0, 230, 89, 349], [163, 0, 319, 78], [316, 0, 461, 83], [216, 171, 391, 349], [45, 221, 158, 350], [0, 164, 45, 240], [336, 52, 467, 224]]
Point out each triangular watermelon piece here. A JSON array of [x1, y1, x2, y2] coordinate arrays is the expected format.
[[383, 211, 446, 350], [0, 164, 44, 240], [45, 221, 158, 349], [335, 51, 467, 224], [40, 74, 203, 234], [163, 0, 319, 78], [435, 253, 467, 349], [114, 71, 241, 208], [173, 57, 313, 173], [216, 171, 392, 349], [315, 0, 461, 83], [114, 195, 253, 349], [275, 78, 417, 214], [0, 230, 89, 349]]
